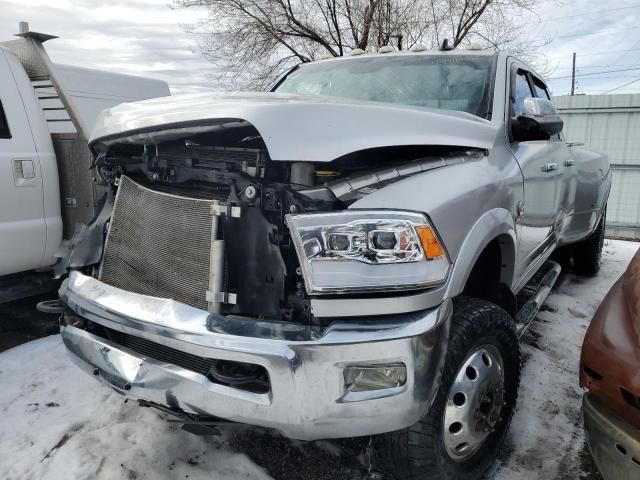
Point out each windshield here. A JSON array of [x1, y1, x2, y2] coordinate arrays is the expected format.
[[275, 54, 496, 119]]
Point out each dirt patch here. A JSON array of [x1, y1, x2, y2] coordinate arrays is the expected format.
[[41, 432, 73, 463], [229, 429, 377, 480], [577, 441, 603, 480]]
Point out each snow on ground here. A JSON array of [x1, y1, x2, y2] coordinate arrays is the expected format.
[[0, 240, 637, 480], [494, 239, 639, 480], [0, 336, 271, 480]]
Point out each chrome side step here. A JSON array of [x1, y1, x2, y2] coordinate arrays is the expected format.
[[515, 260, 561, 338]]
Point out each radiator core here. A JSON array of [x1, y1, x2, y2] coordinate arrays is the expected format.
[[100, 176, 215, 310]]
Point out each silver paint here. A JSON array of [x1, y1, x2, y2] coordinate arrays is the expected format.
[[59, 51, 611, 441], [89, 92, 499, 162], [60, 271, 451, 440], [88, 50, 608, 308]]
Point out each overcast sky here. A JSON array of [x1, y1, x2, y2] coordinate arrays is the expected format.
[[1, 0, 640, 96]]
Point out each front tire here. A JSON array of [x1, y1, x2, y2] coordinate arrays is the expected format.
[[377, 298, 521, 480]]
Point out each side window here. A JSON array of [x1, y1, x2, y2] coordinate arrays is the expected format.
[[531, 77, 550, 100], [531, 76, 561, 139], [0, 100, 10, 139], [512, 70, 532, 117]]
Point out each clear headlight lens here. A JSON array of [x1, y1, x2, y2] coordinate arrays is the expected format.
[[286, 210, 450, 294]]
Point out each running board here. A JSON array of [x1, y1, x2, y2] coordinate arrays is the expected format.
[[515, 260, 561, 338]]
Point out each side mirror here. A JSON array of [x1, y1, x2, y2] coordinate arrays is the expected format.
[[513, 97, 564, 141]]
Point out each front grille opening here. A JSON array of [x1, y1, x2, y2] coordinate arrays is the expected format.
[[621, 388, 640, 410], [583, 365, 603, 381], [97, 325, 270, 394]]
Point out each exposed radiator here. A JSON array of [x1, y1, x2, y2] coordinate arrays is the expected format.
[[100, 176, 215, 310]]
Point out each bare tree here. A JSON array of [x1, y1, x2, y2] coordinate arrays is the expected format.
[[174, 0, 544, 89]]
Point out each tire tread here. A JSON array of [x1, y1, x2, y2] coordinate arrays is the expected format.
[[377, 298, 520, 480]]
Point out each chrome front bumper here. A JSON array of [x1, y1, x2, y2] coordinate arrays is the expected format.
[[583, 394, 640, 480], [60, 271, 450, 441]]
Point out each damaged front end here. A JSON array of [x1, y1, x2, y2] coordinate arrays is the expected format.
[[56, 108, 482, 439], [60, 117, 462, 327]]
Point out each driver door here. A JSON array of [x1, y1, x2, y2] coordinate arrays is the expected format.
[[508, 62, 561, 281]]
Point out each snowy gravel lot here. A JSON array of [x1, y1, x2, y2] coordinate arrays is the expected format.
[[1, 240, 637, 480]]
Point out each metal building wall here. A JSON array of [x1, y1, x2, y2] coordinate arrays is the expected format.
[[553, 94, 640, 239]]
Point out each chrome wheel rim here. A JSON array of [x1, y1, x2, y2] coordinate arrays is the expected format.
[[443, 344, 505, 462]]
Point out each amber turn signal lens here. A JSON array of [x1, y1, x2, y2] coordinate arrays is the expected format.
[[315, 170, 340, 177], [415, 225, 445, 260]]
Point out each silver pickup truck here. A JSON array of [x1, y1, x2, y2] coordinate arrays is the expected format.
[[58, 46, 610, 479]]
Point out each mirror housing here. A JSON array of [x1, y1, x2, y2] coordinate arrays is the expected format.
[[513, 97, 564, 141]]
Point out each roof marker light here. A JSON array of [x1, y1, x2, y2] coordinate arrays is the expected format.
[[378, 45, 394, 54], [350, 48, 365, 56], [410, 44, 428, 52], [439, 39, 455, 51]]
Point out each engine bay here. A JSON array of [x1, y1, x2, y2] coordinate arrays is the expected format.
[[77, 123, 468, 326]]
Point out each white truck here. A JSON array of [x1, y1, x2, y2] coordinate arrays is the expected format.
[[0, 22, 169, 302]]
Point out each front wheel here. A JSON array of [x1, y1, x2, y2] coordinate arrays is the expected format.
[[377, 298, 521, 480]]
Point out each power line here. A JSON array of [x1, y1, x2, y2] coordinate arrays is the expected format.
[[603, 77, 640, 94], [612, 36, 640, 66], [580, 88, 640, 93], [548, 49, 640, 59], [559, 75, 640, 80], [553, 63, 640, 70], [531, 25, 639, 45], [549, 66, 640, 80]]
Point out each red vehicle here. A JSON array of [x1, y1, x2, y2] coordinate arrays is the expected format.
[[581, 248, 640, 479]]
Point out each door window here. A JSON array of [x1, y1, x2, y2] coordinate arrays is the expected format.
[[0, 100, 10, 139], [531, 76, 561, 139], [531, 77, 550, 100], [512, 70, 533, 117]]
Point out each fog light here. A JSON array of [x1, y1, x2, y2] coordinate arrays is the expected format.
[[344, 363, 407, 392]]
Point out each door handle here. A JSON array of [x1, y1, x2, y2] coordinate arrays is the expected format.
[[12, 159, 37, 187], [564, 159, 575, 167], [542, 163, 558, 173]]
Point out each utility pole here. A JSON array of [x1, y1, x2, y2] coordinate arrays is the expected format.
[[571, 52, 576, 96]]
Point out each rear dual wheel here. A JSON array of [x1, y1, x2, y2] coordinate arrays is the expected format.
[[572, 212, 605, 276], [553, 209, 606, 277], [377, 298, 521, 480]]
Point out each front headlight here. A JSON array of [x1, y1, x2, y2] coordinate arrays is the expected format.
[[286, 210, 450, 294]]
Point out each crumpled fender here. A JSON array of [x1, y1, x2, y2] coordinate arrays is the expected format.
[[53, 190, 113, 278]]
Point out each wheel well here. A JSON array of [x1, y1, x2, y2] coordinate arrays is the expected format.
[[461, 235, 516, 318]]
